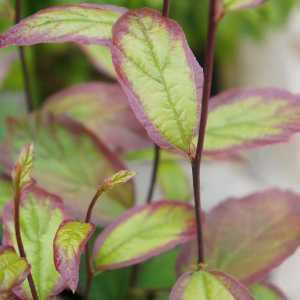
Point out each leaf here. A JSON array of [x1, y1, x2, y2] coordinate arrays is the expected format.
[[54, 220, 95, 293], [177, 189, 300, 284], [222, 0, 267, 12], [112, 8, 203, 156], [44, 82, 150, 154], [93, 201, 196, 270], [102, 170, 136, 192], [0, 4, 126, 48], [11, 144, 34, 190], [0, 177, 12, 214], [205, 89, 300, 154], [137, 249, 179, 290], [79, 267, 131, 300], [0, 51, 17, 86], [0, 246, 29, 293], [3, 186, 67, 300], [80, 45, 116, 78], [0, 115, 135, 224], [170, 270, 253, 299], [158, 160, 191, 201], [250, 283, 287, 300]]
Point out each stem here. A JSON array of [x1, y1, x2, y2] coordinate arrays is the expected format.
[[84, 188, 104, 300], [162, 0, 170, 16], [15, 0, 34, 112], [14, 187, 39, 300], [146, 145, 160, 204], [192, 0, 219, 265]]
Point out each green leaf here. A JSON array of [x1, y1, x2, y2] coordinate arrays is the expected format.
[[222, 0, 267, 12], [158, 160, 191, 201], [0, 4, 126, 47], [0, 246, 29, 293], [177, 189, 300, 284], [94, 201, 196, 270], [205, 89, 300, 154], [80, 45, 116, 78], [112, 8, 203, 156], [250, 283, 287, 300], [0, 177, 12, 214], [0, 115, 135, 224], [3, 187, 67, 300], [54, 220, 95, 293], [44, 82, 149, 154], [170, 270, 253, 299], [11, 144, 34, 190], [137, 249, 179, 290]]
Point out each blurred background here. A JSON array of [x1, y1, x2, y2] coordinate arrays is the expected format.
[[1, 0, 300, 299]]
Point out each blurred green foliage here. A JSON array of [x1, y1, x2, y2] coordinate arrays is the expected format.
[[1, 0, 298, 105]]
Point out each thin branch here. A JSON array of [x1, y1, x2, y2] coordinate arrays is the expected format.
[[15, 0, 34, 112], [84, 188, 104, 300], [146, 145, 161, 204], [162, 0, 170, 16], [14, 187, 39, 300], [192, 0, 220, 265]]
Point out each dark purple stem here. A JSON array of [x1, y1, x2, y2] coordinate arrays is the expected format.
[[192, 0, 220, 265], [15, 0, 34, 112], [84, 188, 104, 300], [14, 185, 39, 300], [146, 145, 160, 204]]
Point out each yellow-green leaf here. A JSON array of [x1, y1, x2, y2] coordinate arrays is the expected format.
[[170, 270, 253, 299], [3, 187, 67, 299], [112, 8, 203, 157], [54, 221, 95, 293], [0, 246, 29, 293], [250, 283, 287, 300], [0, 4, 126, 47], [94, 201, 196, 270]]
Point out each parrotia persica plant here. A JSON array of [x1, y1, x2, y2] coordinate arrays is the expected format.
[[0, 0, 300, 299]]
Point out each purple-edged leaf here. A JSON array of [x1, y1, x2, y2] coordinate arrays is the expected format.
[[94, 201, 196, 270], [205, 89, 300, 154], [222, 0, 267, 12], [177, 189, 300, 284], [54, 220, 95, 293], [250, 283, 287, 300], [80, 45, 116, 78], [112, 8, 203, 157], [11, 144, 34, 190], [0, 246, 29, 293], [0, 4, 126, 48], [0, 115, 135, 224], [101, 170, 136, 192], [44, 82, 150, 154], [3, 186, 68, 299], [170, 270, 253, 299]]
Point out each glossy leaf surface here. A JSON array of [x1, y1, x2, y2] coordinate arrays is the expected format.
[[0, 115, 134, 224], [44, 82, 149, 154], [170, 270, 253, 299], [205, 89, 300, 154], [0, 4, 126, 47], [54, 221, 95, 293], [0, 246, 29, 293], [94, 201, 196, 270], [3, 187, 67, 300], [177, 189, 300, 284], [112, 8, 203, 156]]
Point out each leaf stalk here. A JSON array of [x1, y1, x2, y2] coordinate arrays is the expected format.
[[191, 0, 220, 265]]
